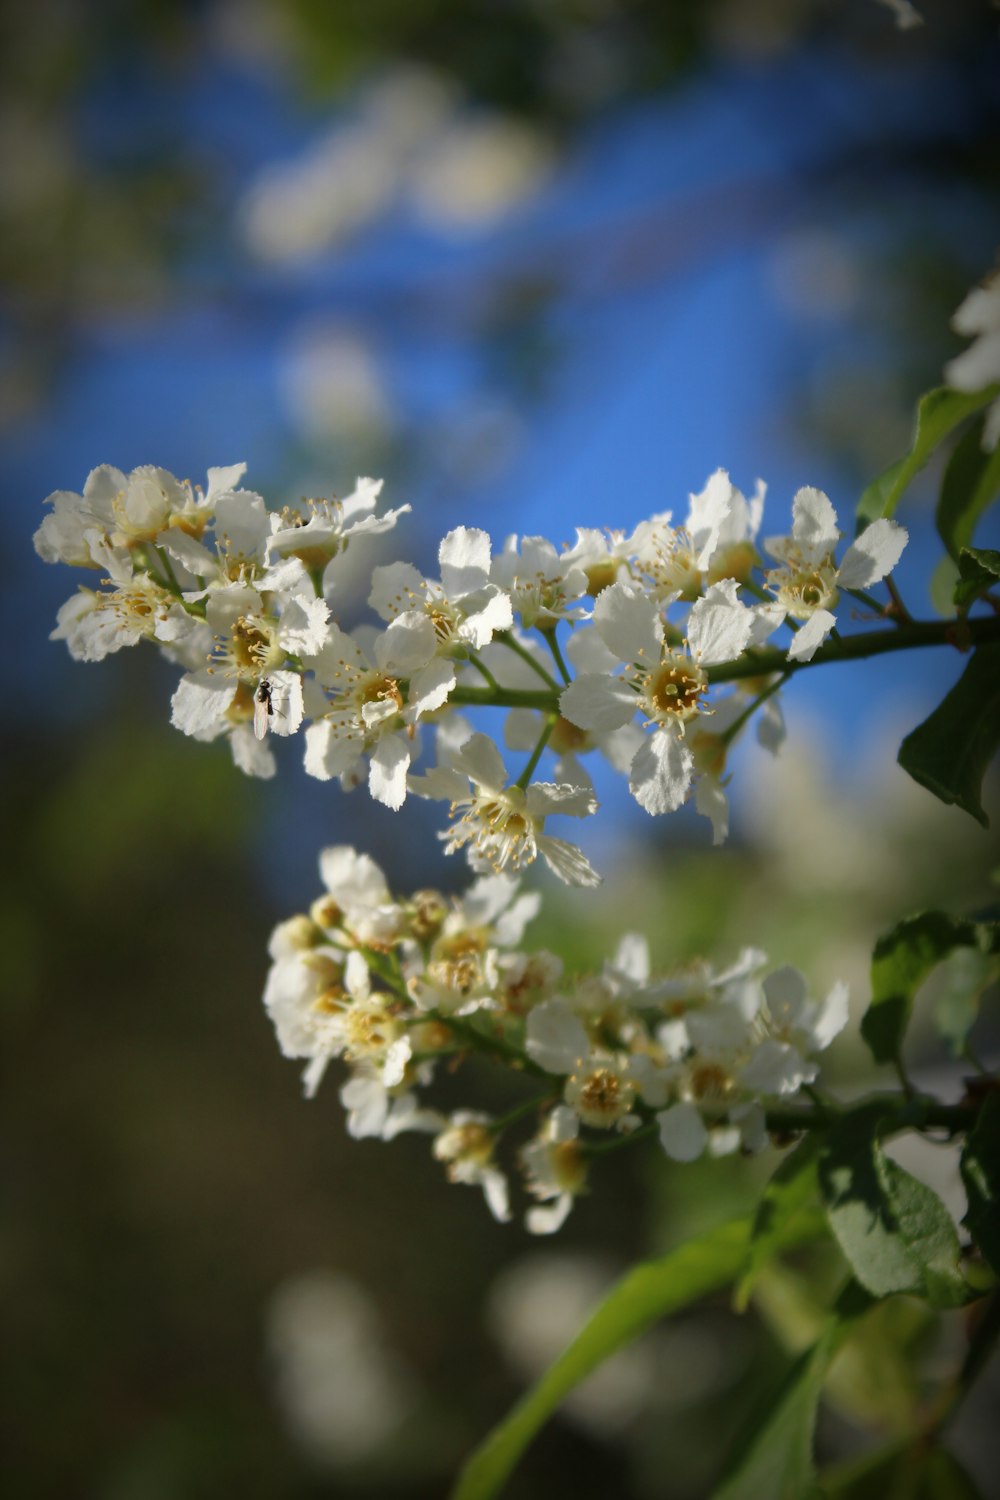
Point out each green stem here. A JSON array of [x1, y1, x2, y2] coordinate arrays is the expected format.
[[452, 684, 560, 712], [495, 631, 561, 691], [705, 614, 1000, 686], [153, 545, 184, 597], [432, 1014, 552, 1080], [490, 1092, 558, 1134], [719, 676, 783, 747], [451, 616, 1000, 710], [361, 946, 410, 1002], [845, 586, 891, 618], [516, 714, 558, 789], [884, 575, 912, 624], [467, 653, 501, 691], [540, 626, 572, 686], [583, 1121, 658, 1156]]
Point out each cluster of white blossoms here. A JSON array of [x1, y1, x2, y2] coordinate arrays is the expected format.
[[263, 845, 849, 1234], [37, 461, 908, 882]]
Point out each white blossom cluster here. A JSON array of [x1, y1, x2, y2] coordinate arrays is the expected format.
[[37, 462, 908, 883], [263, 845, 849, 1234]]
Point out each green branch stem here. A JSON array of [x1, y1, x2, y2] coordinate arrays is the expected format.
[[494, 631, 561, 691], [541, 626, 572, 685], [516, 714, 558, 788], [449, 615, 1000, 715]]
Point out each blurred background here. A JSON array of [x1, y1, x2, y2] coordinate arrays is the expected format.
[[4, 0, 1000, 1495]]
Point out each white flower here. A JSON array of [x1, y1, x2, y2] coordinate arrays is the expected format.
[[491, 534, 589, 628], [406, 871, 541, 1014], [765, 487, 908, 662], [526, 998, 590, 1074], [303, 615, 453, 807], [564, 1055, 636, 1129], [410, 730, 601, 885], [340, 1066, 443, 1141], [761, 966, 850, 1054], [35, 462, 251, 568], [264, 945, 411, 1098], [559, 525, 640, 598], [559, 579, 751, 817], [313, 844, 406, 946], [433, 1112, 511, 1222], [944, 267, 1000, 449], [521, 1106, 588, 1235], [369, 525, 513, 653], [268, 477, 410, 595], [656, 1101, 709, 1163]]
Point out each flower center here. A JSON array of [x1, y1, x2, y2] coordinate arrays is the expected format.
[[643, 656, 707, 724], [690, 1062, 732, 1099]]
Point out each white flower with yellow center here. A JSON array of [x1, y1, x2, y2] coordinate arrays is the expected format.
[[303, 614, 454, 808], [170, 573, 319, 776], [369, 525, 513, 654], [312, 844, 406, 947], [524, 998, 636, 1129], [521, 1105, 588, 1235], [35, 461, 250, 569], [560, 524, 642, 598], [410, 731, 601, 886], [490, 534, 589, 629], [407, 872, 541, 1014], [49, 538, 196, 663], [267, 476, 410, 595], [560, 578, 756, 817], [264, 944, 411, 1099], [432, 1111, 511, 1222], [765, 487, 908, 662]]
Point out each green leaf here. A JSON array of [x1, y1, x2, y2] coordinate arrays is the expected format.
[[822, 1439, 986, 1498], [861, 912, 979, 1068], [953, 546, 1000, 612], [856, 385, 1000, 531], [817, 1109, 970, 1306], [961, 1093, 1000, 1274], [450, 1213, 821, 1500], [936, 417, 1000, 561], [934, 944, 1000, 1057], [876, 1157, 970, 1309], [736, 1137, 825, 1311], [712, 1283, 871, 1500], [929, 553, 961, 618], [819, 1109, 923, 1298], [898, 646, 1000, 827]]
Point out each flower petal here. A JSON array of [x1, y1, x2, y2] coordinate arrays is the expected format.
[[560, 674, 637, 733], [786, 609, 836, 663], [526, 999, 590, 1073], [592, 581, 662, 664], [837, 519, 908, 589], [628, 730, 694, 815], [657, 1102, 708, 1162]]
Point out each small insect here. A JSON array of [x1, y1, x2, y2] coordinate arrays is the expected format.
[[253, 678, 275, 740]]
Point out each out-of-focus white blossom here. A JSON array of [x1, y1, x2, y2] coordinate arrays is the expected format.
[[764, 486, 908, 661], [945, 267, 1000, 449], [261, 849, 848, 1230], [266, 1269, 420, 1467]]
